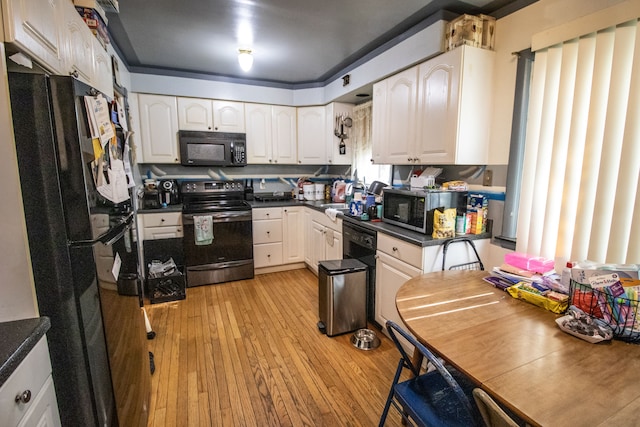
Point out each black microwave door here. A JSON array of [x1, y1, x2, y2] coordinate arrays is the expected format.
[[384, 193, 426, 229]]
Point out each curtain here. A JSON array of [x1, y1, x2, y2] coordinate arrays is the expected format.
[[352, 101, 391, 185], [517, 15, 640, 267]]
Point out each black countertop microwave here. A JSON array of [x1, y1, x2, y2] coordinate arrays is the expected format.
[[179, 130, 247, 166], [382, 188, 468, 234]]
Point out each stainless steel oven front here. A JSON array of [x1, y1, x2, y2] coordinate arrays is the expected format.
[[181, 180, 254, 287]]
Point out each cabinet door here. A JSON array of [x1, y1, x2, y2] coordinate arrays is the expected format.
[[178, 97, 213, 131], [282, 207, 304, 264], [254, 243, 283, 268], [272, 106, 297, 164], [61, 0, 93, 84], [381, 67, 418, 164], [309, 221, 325, 275], [17, 376, 61, 427], [371, 81, 387, 164], [415, 49, 460, 164], [245, 103, 273, 163], [297, 106, 326, 164], [253, 219, 283, 244], [375, 250, 421, 331], [212, 100, 245, 132], [92, 38, 113, 99], [324, 230, 342, 261], [4, 0, 64, 73], [304, 209, 313, 266], [137, 94, 180, 163]]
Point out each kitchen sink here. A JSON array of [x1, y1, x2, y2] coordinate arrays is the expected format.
[[320, 203, 349, 209]]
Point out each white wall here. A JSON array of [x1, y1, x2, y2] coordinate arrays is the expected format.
[[0, 43, 38, 321]]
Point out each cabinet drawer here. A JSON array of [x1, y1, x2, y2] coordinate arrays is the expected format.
[[252, 220, 283, 244], [377, 233, 423, 269], [0, 337, 52, 427], [253, 208, 282, 221], [254, 243, 283, 268], [140, 212, 182, 227], [143, 226, 183, 240]]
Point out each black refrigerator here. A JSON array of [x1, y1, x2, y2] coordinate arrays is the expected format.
[[8, 73, 149, 427]]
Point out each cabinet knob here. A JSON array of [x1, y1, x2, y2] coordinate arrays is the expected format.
[[269, 159, 273, 163], [392, 247, 398, 252], [266, 213, 270, 216], [70, 70, 79, 78], [214, 127, 218, 131], [267, 231, 270, 235], [267, 254, 271, 258], [208, 126, 212, 130], [407, 158, 412, 162], [160, 218, 165, 222], [370, 159, 374, 163], [15, 390, 31, 404]]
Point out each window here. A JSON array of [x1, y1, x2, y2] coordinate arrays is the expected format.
[[352, 101, 391, 186], [517, 11, 640, 265]]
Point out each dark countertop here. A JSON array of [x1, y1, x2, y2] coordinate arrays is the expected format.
[[0, 317, 51, 388], [248, 199, 491, 247], [137, 199, 491, 247]]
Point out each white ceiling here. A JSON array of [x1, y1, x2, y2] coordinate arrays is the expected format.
[[106, 0, 535, 90]]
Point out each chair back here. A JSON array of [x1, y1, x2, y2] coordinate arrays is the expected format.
[[441, 237, 485, 271], [472, 388, 519, 427], [385, 321, 476, 418]]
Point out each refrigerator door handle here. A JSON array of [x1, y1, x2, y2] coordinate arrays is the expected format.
[[71, 212, 134, 247]]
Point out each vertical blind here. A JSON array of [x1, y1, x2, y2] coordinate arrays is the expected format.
[[517, 16, 640, 267]]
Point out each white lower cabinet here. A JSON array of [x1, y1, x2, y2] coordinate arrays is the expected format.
[[305, 208, 342, 275], [375, 234, 423, 330], [0, 337, 61, 427], [253, 206, 305, 270], [138, 212, 183, 240]]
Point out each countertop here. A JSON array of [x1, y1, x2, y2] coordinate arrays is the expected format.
[[0, 317, 51, 388], [137, 199, 491, 247]]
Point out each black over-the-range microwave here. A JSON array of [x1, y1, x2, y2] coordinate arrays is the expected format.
[[179, 130, 247, 166]]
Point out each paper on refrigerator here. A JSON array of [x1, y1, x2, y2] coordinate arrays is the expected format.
[[84, 94, 115, 146]]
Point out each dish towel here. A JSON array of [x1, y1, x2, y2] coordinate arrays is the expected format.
[[325, 208, 339, 222], [194, 215, 213, 246]]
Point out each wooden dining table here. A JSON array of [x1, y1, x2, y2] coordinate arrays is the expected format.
[[395, 270, 640, 427]]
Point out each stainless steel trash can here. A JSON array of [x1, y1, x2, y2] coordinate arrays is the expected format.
[[317, 259, 368, 337]]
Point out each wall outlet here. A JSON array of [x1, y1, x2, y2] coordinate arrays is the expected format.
[[260, 179, 266, 190], [483, 169, 493, 186]]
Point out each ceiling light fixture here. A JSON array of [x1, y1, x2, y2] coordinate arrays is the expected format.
[[238, 49, 253, 72]]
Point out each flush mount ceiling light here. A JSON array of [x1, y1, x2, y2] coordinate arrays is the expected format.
[[238, 49, 253, 72]]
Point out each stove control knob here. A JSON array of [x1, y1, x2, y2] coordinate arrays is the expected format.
[[225, 182, 230, 189]]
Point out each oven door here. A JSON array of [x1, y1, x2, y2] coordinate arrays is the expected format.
[[182, 209, 254, 286]]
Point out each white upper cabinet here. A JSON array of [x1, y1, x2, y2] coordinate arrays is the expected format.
[[177, 97, 213, 131], [212, 100, 245, 132], [325, 102, 353, 165], [372, 45, 494, 165], [2, 0, 64, 73], [137, 94, 180, 164], [61, 0, 94, 84], [91, 37, 113, 98], [297, 106, 327, 164], [245, 103, 297, 164], [372, 67, 417, 164]]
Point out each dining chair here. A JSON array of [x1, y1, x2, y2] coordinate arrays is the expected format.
[[379, 321, 481, 427], [441, 237, 485, 271], [472, 388, 521, 427]]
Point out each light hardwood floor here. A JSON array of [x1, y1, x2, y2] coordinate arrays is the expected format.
[[146, 268, 406, 427]]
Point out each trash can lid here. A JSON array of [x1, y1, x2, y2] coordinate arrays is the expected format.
[[318, 259, 368, 274]]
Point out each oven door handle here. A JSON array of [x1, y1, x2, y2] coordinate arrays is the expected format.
[[182, 211, 252, 224]]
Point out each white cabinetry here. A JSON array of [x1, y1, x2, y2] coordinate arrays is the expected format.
[[375, 233, 422, 329], [245, 103, 297, 164], [137, 94, 180, 164], [372, 45, 494, 165], [177, 97, 213, 131], [91, 37, 113, 98], [297, 106, 326, 164], [282, 206, 304, 264], [253, 206, 305, 270], [253, 208, 283, 268], [305, 208, 342, 274], [0, 337, 61, 427], [212, 100, 245, 132], [138, 212, 183, 240], [61, 0, 93, 85], [2, 0, 64, 73]]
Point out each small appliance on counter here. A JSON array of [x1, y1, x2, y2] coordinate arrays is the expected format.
[[143, 179, 161, 209], [159, 179, 180, 205]]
